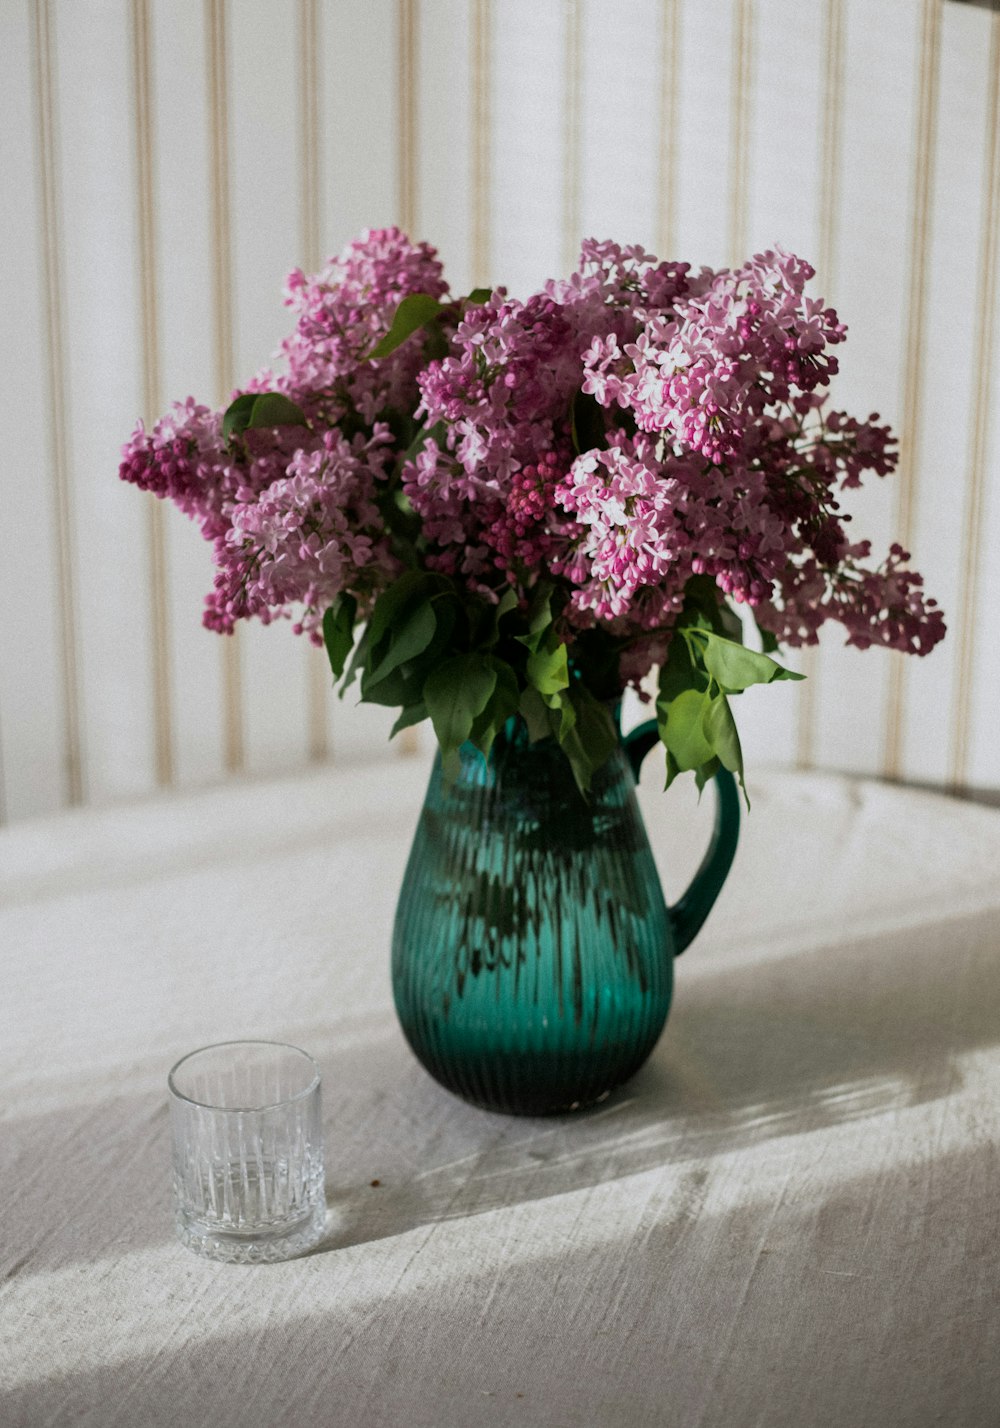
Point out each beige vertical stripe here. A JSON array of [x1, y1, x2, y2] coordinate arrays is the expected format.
[[562, 0, 583, 274], [297, 0, 329, 764], [130, 0, 173, 788], [30, 0, 84, 806], [948, 14, 1000, 791], [728, 0, 753, 266], [656, 0, 681, 260], [397, 0, 418, 236], [796, 0, 846, 771], [396, 0, 420, 756], [298, 0, 321, 274], [470, 0, 492, 287], [816, 0, 845, 288], [883, 0, 941, 779], [205, 0, 244, 774]]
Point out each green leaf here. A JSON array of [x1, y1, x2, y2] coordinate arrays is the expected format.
[[518, 687, 552, 744], [696, 631, 804, 692], [366, 598, 437, 687], [516, 583, 555, 654], [658, 688, 715, 770], [487, 587, 519, 646], [558, 687, 617, 795], [426, 592, 459, 656], [463, 287, 492, 306], [246, 392, 307, 430], [221, 393, 258, 442], [573, 687, 617, 757], [682, 574, 743, 643], [757, 624, 779, 654], [659, 629, 707, 704], [339, 623, 371, 695], [380, 486, 422, 551], [491, 656, 520, 706], [360, 661, 425, 708], [545, 686, 577, 741], [664, 747, 682, 792], [366, 571, 439, 648], [703, 692, 749, 808], [369, 293, 443, 359], [526, 640, 569, 696], [424, 654, 498, 768], [321, 593, 357, 681], [425, 325, 449, 361], [347, 574, 445, 703], [390, 702, 427, 738], [703, 693, 742, 774], [469, 659, 520, 759], [527, 585, 553, 633], [361, 594, 458, 708], [693, 756, 721, 798], [222, 392, 308, 442]]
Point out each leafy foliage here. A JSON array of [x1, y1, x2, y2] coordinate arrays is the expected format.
[[318, 549, 797, 799], [321, 594, 356, 680], [367, 286, 496, 361], [655, 625, 801, 807], [368, 293, 444, 359], [317, 294, 809, 800], [123, 232, 945, 806], [222, 391, 307, 442]]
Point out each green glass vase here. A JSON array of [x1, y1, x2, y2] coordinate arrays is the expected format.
[[392, 714, 740, 1115]]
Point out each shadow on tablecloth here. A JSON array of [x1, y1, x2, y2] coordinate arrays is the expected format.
[[308, 899, 999, 1254], [3, 1137, 998, 1428], [3, 900, 996, 1275]]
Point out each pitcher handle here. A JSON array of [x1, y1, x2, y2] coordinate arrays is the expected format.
[[623, 718, 741, 956]]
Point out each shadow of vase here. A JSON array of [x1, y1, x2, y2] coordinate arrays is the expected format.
[[307, 897, 999, 1254]]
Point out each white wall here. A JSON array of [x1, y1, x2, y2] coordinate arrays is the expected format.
[[2, 0, 998, 822]]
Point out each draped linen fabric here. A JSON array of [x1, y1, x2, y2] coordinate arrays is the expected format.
[[2, 760, 999, 1423]]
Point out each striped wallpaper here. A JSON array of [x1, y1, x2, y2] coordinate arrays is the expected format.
[[1, 0, 998, 823]]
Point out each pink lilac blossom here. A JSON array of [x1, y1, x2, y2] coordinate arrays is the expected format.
[[755, 542, 946, 655], [119, 230, 945, 677], [589, 249, 847, 464], [278, 227, 448, 423], [121, 228, 443, 632], [203, 426, 399, 642], [119, 398, 235, 538]]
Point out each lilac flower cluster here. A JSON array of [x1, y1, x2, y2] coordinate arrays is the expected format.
[[203, 427, 398, 637], [120, 229, 944, 676], [405, 240, 943, 672], [121, 228, 445, 637]]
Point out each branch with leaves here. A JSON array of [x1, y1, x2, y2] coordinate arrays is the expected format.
[[119, 228, 944, 801]]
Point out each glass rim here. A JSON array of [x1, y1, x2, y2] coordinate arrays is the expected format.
[[167, 1039, 321, 1113]]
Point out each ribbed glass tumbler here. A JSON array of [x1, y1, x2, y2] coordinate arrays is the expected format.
[[168, 1041, 325, 1263]]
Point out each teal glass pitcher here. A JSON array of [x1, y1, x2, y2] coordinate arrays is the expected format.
[[392, 714, 740, 1115]]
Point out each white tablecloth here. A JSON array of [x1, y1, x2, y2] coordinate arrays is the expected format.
[[2, 760, 999, 1427]]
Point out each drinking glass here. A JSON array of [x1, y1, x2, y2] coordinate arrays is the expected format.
[[168, 1040, 325, 1262]]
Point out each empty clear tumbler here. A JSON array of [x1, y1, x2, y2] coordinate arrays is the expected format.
[[168, 1040, 325, 1262]]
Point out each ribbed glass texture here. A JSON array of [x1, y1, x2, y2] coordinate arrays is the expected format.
[[393, 722, 674, 1116], [168, 1041, 325, 1262]]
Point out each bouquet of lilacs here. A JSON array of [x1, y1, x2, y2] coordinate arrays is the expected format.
[[121, 228, 944, 796]]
